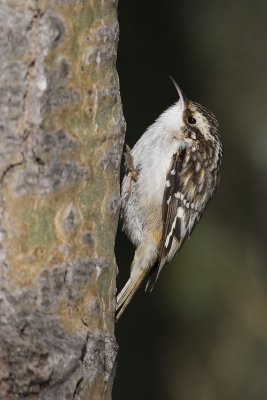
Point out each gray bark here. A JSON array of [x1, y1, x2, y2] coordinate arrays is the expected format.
[[0, 1, 124, 399]]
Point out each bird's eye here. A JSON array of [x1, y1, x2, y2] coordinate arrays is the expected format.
[[188, 116, 196, 125]]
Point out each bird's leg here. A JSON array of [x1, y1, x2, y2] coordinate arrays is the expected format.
[[124, 144, 138, 182], [122, 144, 139, 199]]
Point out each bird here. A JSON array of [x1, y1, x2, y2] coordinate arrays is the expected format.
[[116, 77, 222, 320]]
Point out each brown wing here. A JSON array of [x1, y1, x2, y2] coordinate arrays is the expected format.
[[146, 149, 189, 291]]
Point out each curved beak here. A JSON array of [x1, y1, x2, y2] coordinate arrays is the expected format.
[[169, 75, 187, 112]]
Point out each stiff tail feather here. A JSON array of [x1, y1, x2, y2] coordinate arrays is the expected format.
[[145, 257, 165, 293], [116, 269, 147, 321]]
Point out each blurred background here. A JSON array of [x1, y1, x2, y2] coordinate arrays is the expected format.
[[114, 1, 267, 399]]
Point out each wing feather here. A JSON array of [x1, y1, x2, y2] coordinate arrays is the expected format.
[[146, 149, 187, 291]]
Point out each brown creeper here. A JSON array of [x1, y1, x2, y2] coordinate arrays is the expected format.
[[116, 77, 222, 320]]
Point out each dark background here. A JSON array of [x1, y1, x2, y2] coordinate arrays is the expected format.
[[114, 1, 267, 399]]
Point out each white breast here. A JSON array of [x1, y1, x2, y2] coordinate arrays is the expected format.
[[122, 101, 185, 246]]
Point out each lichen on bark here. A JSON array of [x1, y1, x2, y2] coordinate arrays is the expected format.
[[0, 1, 124, 399]]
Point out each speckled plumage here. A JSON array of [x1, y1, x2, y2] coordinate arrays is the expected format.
[[117, 81, 222, 319]]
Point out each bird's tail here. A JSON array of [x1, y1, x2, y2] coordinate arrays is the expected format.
[[116, 269, 147, 321]]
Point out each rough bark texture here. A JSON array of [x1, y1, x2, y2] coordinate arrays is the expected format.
[[0, 1, 124, 399]]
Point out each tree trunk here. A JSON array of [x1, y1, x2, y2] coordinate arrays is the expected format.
[[0, 1, 124, 399]]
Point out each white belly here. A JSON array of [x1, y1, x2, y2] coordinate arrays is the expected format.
[[122, 127, 183, 247]]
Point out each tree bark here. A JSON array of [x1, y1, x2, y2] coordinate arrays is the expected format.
[[0, 1, 124, 399]]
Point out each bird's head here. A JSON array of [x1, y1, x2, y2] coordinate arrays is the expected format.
[[169, 76, 220, 143]]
